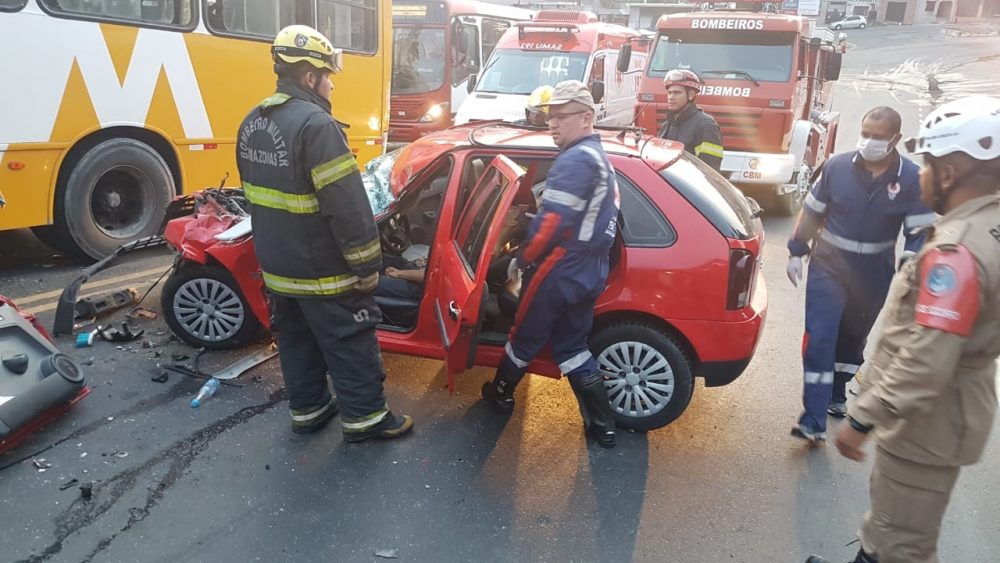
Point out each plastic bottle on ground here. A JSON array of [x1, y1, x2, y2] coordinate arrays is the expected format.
[[191, 378, 221, 408]]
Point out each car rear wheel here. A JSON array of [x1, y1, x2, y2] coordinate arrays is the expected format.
[[162, 264, 261, 350], [590, 322, 694, 431], [859, 23, 867, 29]]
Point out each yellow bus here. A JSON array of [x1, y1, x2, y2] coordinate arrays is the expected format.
[[0, 0, 390, 259]]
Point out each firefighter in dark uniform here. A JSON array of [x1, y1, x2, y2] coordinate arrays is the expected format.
[[657, 69, 724, 171], [236, 25, 413, 441], [806, 96, 1000, 563], [482, 80, 620, 449]]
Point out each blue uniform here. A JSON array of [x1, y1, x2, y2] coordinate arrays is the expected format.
[[788, 150, 934, 432], [503, 134, 620, 382]]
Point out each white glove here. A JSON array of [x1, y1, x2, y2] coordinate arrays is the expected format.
[[354, 272, 378, 293], [506, 257, 520, 283], [786, 256, 804, 287]]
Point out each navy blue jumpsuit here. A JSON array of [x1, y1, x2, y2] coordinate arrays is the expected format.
[[502, 134, 620, 383], [788, 151, 934, 433]]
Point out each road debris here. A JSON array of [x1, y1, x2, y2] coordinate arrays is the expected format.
[[32, 458, 52, 471], [79, 481, 94, 500], [374, 548, 399, 559], [59, 478, 79, 491]]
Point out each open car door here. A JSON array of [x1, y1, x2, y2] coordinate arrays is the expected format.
[[433, 155, 524, 390]]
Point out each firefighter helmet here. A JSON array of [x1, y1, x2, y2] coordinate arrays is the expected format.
[[271, 25, 343, 74], [526, 85, 555, 114], [905, 95, 1000, 161], [663, 69, 702, 93]]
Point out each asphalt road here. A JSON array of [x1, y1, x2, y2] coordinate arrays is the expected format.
[[1, 25, 999, 563]]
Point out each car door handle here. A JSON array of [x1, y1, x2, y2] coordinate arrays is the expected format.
[[448, 301, 460, 320]]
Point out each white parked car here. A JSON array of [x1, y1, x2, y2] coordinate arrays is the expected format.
[[829, 15, 868, 30]]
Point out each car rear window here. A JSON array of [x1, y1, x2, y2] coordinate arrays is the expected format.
[[660, 155, 758, 240]]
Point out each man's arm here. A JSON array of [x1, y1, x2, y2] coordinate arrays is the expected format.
[[694, 118, 724, 171], [302, 114, 382, 278], [519, 149, 601, 266], [902, 196, 936, 253], [787, 167, 833, 257], [850, 246, 982, 428]]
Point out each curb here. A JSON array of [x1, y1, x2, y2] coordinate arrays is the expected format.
[[941, 27, 1000, 37]]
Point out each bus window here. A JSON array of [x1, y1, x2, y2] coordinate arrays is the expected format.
[[204, 0, 298, 37], [319, 0, 378, 54], [480, 18, 510, 62], [42, 0, 193, 26], [450, 21, 480, 86], [392, 27, 446, 95]]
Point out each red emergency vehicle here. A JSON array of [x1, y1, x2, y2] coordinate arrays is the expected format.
[[388, 0, 534, 143], [454, 11, 648, 126], [625, 11, 846, 214]]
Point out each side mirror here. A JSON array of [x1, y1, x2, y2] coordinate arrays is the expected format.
[[825, 52, 843, 81], [616, 44, 632, 74], [467, 73, 478, 93], [591, 80, 605, 104]]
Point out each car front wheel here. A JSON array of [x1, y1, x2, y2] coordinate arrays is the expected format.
[[590, 322, 694, 431], [834, 24, 842, 29], [162, 264, 262, 350]]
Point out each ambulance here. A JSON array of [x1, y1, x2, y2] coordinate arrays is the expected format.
[[453, 11, 648, 126]]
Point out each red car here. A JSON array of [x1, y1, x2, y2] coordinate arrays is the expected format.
[[161, 123, 767, 431]]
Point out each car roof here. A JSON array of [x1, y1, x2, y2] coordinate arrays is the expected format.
[[388, 122, 685, 193]]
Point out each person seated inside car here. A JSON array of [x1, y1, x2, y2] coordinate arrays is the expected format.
[[375, 254, 425, 301]]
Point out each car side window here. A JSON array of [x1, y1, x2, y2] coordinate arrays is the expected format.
[[617, 173, 676, 247], [454, 167, 509, 277]]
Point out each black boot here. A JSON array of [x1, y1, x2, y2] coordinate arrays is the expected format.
[[481, 359, 525, 412], [570, 376, 616, 449]]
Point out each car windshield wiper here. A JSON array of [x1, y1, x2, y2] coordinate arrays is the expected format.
[[701, 69, 760, 87]]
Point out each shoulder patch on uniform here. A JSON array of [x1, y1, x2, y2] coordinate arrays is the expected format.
[[914, 246, 981, 337]]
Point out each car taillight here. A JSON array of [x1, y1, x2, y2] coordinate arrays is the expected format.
[[727, 249, 755, 310]]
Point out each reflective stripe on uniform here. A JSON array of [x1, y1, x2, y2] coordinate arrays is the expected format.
[[834, 362, 861, 374], [262, 271, 358, 296], [804, 192, 827, 214], [543, 189, 587, 211], [694, 141, 724, 158], [559, 349, 593, 375], [343, 238, 381, 266], [342, 407, 389, 431], [804, 371, 834, 384], [259, 93, 291, 108], [243, 182, 319, 214], [311, 153, 357, 190], [577, 145, 610, 242], [291, 400, 334, 423], [820, 230, 895, 255], [904, 212, 936, 230], [505, 342, 530, 368]]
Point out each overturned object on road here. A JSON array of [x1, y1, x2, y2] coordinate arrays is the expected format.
[[0, 296, 88, 453]]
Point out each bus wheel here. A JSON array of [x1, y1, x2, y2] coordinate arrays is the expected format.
[[42, 138, 174, 260]]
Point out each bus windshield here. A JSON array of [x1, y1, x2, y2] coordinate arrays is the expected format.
[[648, 31, 796, 83], [392, 26, 447, 94], [476, 50, 589, 95]]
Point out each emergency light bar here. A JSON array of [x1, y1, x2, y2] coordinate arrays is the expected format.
[[516, 21, 581, 38]]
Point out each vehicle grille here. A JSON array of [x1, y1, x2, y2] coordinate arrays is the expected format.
[[390, 98, 427, 121]]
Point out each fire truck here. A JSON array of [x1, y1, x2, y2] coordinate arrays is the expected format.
[[622, 11, 847, 214]]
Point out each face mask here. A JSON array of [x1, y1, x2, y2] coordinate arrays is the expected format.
[[857, 137, 893, 162]]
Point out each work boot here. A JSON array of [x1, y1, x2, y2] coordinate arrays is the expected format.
[[570, 376, 617, 449], [481, 361, 525, 412], [827, 401, 848, 418], [290, 397, 339, 435], [343, 410, 414, 443]]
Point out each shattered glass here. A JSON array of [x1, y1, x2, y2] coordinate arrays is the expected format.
[[361, 148, 402, 215]]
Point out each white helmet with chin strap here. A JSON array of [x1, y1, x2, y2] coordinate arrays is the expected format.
[[905, 95, 1000, 160]]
